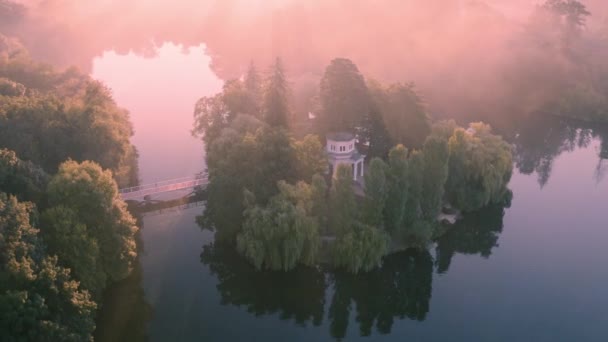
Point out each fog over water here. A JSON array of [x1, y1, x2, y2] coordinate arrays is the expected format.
[[92, 43, 222, 184]]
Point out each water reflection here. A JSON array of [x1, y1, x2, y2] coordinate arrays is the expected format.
[[435, 200, 510, 274], [200, 202, 509, 340], [328, 250, 433, 339], [511, 117, 608, 187], [94, 258, 152, 342], [201, 243, 326, 327]]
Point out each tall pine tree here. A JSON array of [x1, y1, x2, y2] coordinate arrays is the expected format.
[[263, 58, 290, 127]]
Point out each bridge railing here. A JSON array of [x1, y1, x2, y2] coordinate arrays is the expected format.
[[119, 173, 207, 195], [119, 173, 208, 200]]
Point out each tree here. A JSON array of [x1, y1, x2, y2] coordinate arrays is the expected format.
[[0, 77, 25, 96], [45, 160, 138, 286], [236, 181, 320, 271], [292, 134, 327, 182], [383, 145, 409, 235], [0, 81, 138, 187], [40, 206, 104, 295], [329, 164, 357, 236], [403, 150, 424, 225], [331, 221, 390, 274], [317, 58, 371, 137], [420, 136, 449, 220], [366, 103, 393, 159], [202, 119, 297, 242], [445, 123, 513, 212], [0, 193, 96, 341], [262, 58, 290, 127], [244, 60, 262, 116], [193, 80, 261, 148], [310, 174, 328, 230], [368, 81, 431, 149], [362, 158, 388, 226], [0, 148, 49, 203], [542, 0, 590, 32]]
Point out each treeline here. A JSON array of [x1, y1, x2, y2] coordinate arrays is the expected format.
[[0, 34, 138, 188], [194, 57, 513, 273], [0, 150, 138, 341], [0, 36, 140, 341]]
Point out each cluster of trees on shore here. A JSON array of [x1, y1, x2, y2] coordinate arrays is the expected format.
[[194, 57, 513, 274], [1, 37, 139, 341], [0, 34, 138, 188]]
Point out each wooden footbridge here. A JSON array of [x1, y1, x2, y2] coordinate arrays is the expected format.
[[119, 173, 208, 201]]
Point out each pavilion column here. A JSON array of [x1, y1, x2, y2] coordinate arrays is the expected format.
[[353, 162, 358, 181], [360, 160, 364, 177]]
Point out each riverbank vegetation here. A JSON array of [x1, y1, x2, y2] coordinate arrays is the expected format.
[[194, 56, 513, 274], [0, 34, 138, 188], [1, 37, 139, 341]]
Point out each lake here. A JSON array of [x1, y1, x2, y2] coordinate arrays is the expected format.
[[92, 44, 608, 341]]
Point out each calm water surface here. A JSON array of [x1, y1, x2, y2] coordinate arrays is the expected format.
[[93, 45, 608, 341]]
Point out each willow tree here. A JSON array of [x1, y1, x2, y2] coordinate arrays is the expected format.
[[446, 123, 513, 212], [237, 181, 321, 271], [403, 150, 424, 225], [383, 145, 409, 235], [362, 158, 388, 227], [420, 136, 449, 220], [329, 164, 357, 236], [331, 221, 390, 274]]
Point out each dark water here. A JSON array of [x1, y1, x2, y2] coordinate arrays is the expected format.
[[93, 47, 608, 341]]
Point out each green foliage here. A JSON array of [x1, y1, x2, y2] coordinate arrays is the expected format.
[[310, 174, 328, 229], [237, 181, 320, 271], [420, 136, 449, 220], [46, 160, 138, 286], [244, 61, 262, 115], [332, 222, 390, 274], [0, 42, 138, 187], [383, 145, 409, 234], [329, 164, 357, 236], [0, 193, 96, 342], [403, 150, 424, 225], [0, 148, 49, 203], [204, 120, 296, 241], [263, 58, 290, 127], [362, 158, 388, 226], [317, 58, 370, 136], [368, 80, 431, 149], [365, 104, 393, 159], [445, 123, 513, 212], [40, 206, 104, 295], [292, 134, 328, 182], [0, 77, 25, 96]]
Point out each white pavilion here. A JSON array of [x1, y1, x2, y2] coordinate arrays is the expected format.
[[326, 132, 365, 181]]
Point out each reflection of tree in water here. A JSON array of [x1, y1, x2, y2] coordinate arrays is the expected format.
[[201, 203, 512, 340], [94, 258, 153, 342], [95, 214, 153, 342], [435, 200, 510, 274], [200, 243, 326, 326], [512, 116, 608, 187], [329, 249, 433, 339]]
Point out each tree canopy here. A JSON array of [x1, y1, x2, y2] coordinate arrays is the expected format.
[[317, 58, 371, 137], [0, 40, 138, 187], [0, 193, 97, 341]]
